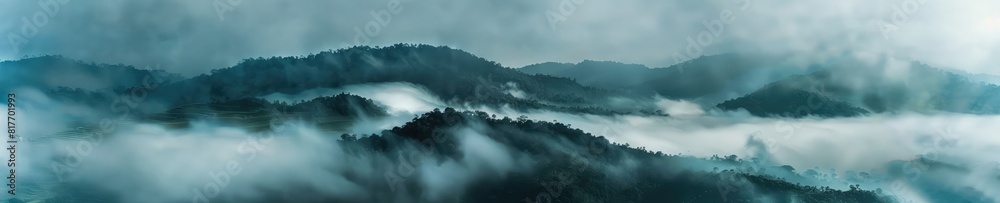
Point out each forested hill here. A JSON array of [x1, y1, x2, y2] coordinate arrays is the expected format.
[[145, 44, 656, 114], [518, 53, 813, 104], [716, 83, 870, 118], [520, 60, 653, 90], [0, 55, 184, 92], [721, 59, 1000, 116], [323, 108, 894, 203], [10, 46, 999, 119]]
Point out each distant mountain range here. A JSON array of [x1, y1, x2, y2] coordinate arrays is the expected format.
[[520, 53, 820, 105], [941, 67, 1000, 85], [4, 44, 999, 119], [519, 53, 1000, 117], [11, 44, 991, 202], [0, 55, 184, 92], [722, 59, 1000, 115], [2, 45, 664, 117]]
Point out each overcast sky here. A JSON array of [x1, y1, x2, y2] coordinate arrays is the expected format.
[[2, 0, 999, 76]]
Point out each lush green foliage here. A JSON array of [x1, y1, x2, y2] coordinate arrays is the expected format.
[[150, 44, 648, 115], [335, 108, 893, 203], [716, 84, 870, 118]]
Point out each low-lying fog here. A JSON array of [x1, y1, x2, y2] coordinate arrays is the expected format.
[[9, 82, 999, 202]]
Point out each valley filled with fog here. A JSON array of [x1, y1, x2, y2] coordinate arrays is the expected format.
[[4, 0, 1000, 202], [2, 45, 998, 202]]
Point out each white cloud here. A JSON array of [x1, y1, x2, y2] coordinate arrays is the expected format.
[[2, 0, 998, 76]]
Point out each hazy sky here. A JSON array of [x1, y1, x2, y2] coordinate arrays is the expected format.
[[2, 0, 999, 76]]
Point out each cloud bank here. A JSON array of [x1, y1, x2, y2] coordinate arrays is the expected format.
[[2, 0, 999, 76]]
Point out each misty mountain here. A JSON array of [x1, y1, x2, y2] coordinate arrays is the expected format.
[[143, 44, 657, 115], [716, 83, 870, 118], [742, 58, 1000, 115], [0, 55, 184, 92], [9, 46, 996, 202], [941, 68, 1000, 85], [0, 45, 666, 117], [323, 108, 892, 202], [518, 53, 817, 105], [519, 60, 653, 90], [10, 47, 999, 119], [522, 52, 1000, 117]]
